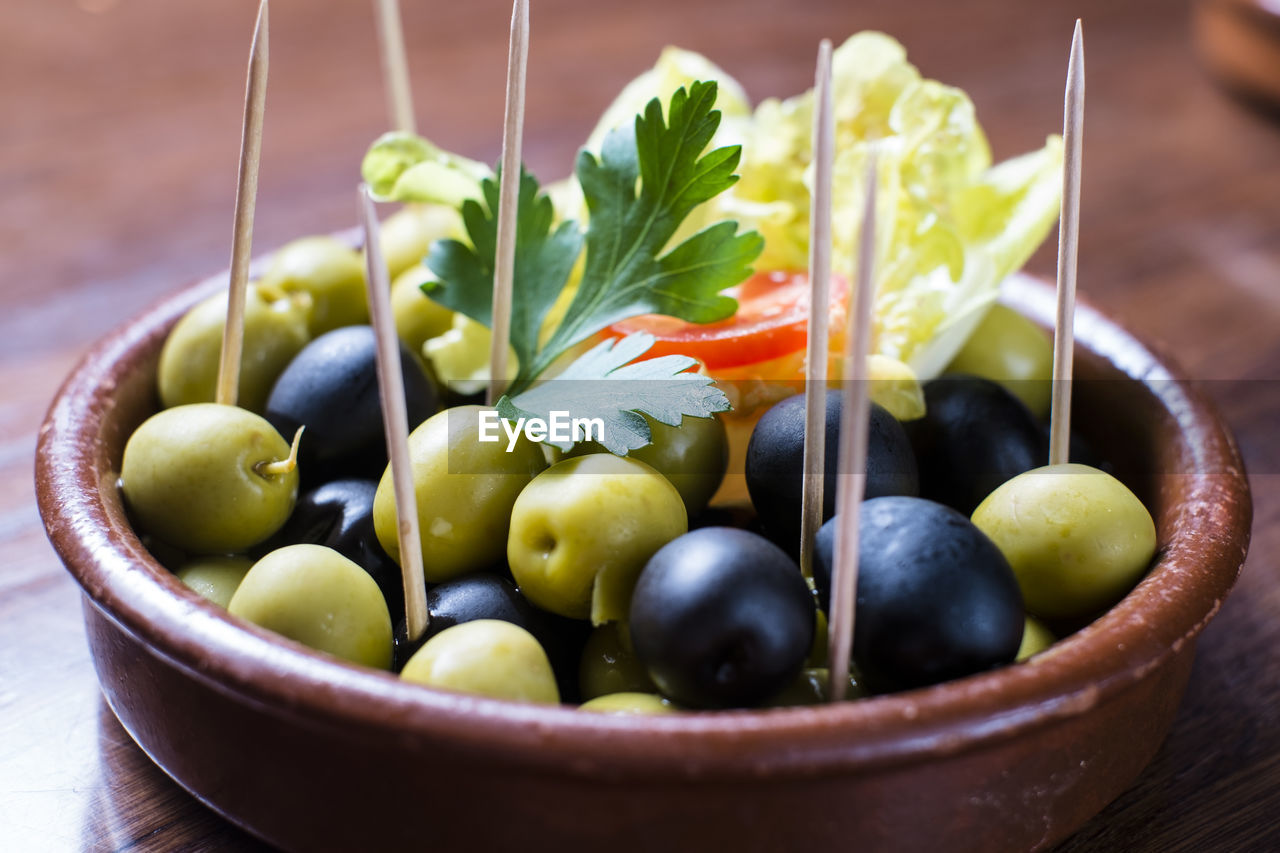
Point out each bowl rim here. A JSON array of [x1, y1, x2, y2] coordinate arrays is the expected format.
[[35, 262, 1253, 779]]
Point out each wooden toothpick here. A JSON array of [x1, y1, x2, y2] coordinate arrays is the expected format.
[[827, 152, 878, 702], [1049, 20, 1084, 467], [360, 184, 430, 641], [374, 0, 416, 134], [799, 39, 835, 580], [216, 0, 269, 408], [486, 0, 529, 406]]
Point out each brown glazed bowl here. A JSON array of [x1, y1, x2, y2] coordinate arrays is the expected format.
[[37, 266, 1251, 853]]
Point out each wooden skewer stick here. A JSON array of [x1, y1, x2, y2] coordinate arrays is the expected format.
[[486, 0, 529, 406], [360, 184, 430, 641], [1049, 20, 1085, 467], [374, 0, 416, 134], [799, 39, 835, 580], [215, 0, 269, 408], [827, 152, 879, 702]]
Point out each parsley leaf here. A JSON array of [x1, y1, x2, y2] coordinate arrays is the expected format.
[[537, 81, 762, 376], [496, 332, 730, 455], [426, 169, 582, 378], [424, 80, 762, 396]]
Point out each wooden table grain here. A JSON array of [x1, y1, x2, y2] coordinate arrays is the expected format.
[[3, 0, 1277, 850]]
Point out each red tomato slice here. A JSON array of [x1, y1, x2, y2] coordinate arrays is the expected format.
[[610, 271, 845, 370]]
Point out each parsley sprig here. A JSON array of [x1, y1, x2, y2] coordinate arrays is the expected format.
[[496, 332, 731, 455], [425, 80, 763, 396]]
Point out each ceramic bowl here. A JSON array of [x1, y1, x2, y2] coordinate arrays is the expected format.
[[36, 266, 1251, 852]]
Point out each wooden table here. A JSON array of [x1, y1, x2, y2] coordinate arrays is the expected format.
[[3, 0, 1277, 849]]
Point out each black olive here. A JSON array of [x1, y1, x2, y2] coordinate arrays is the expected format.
[[812, 496, 1023, 692], [264, 325, 437, 485], [267, 478, 404, 619], [745, 391, 918, 551], [629, 527, 815, 709], [391, 573, 590, 702], [905, 375, 1043, 515]]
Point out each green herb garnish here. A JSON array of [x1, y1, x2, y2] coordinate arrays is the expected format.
[[364, 81, 761, 453], [425, 80, 762, 395], [423, 169, 583, 386], [496, 332, 730, 455]]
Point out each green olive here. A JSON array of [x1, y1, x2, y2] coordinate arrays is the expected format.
[[377, 203, 461, 279], [806, 607, 829, 667], [565, 414, 729, 516], [158, 285, 310, 414], [121, 403, 299, 553], [391, 264, 454, 355], [373, 406, 548, 582], [945, 303, 1053, 418], [141, 534, 188, 571], [579, 622, 654, 700], [508, 454, 688, 624], [767, 668, 866, 706], [578, 692, 674, 715], [228, 544, 392, 668], [176, 555, 253, 608], [1017, 616, 1056, 661], [972, 463, 1157, 620], [258, 236, 367, 337], [399, 619, 559, 704]]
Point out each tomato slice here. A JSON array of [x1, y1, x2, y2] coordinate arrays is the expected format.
[[610, 271, 845, 370]]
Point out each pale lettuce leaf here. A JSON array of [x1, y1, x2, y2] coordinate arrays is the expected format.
[[362, 131, 490, 206]]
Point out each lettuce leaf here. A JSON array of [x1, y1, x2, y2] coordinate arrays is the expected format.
[[598, 33, 1063, 379], [362, 33, 1064, 384], [362, 131, 490, 206]]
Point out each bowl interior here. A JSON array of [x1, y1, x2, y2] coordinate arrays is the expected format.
[[35, 267, 1252, 775]]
